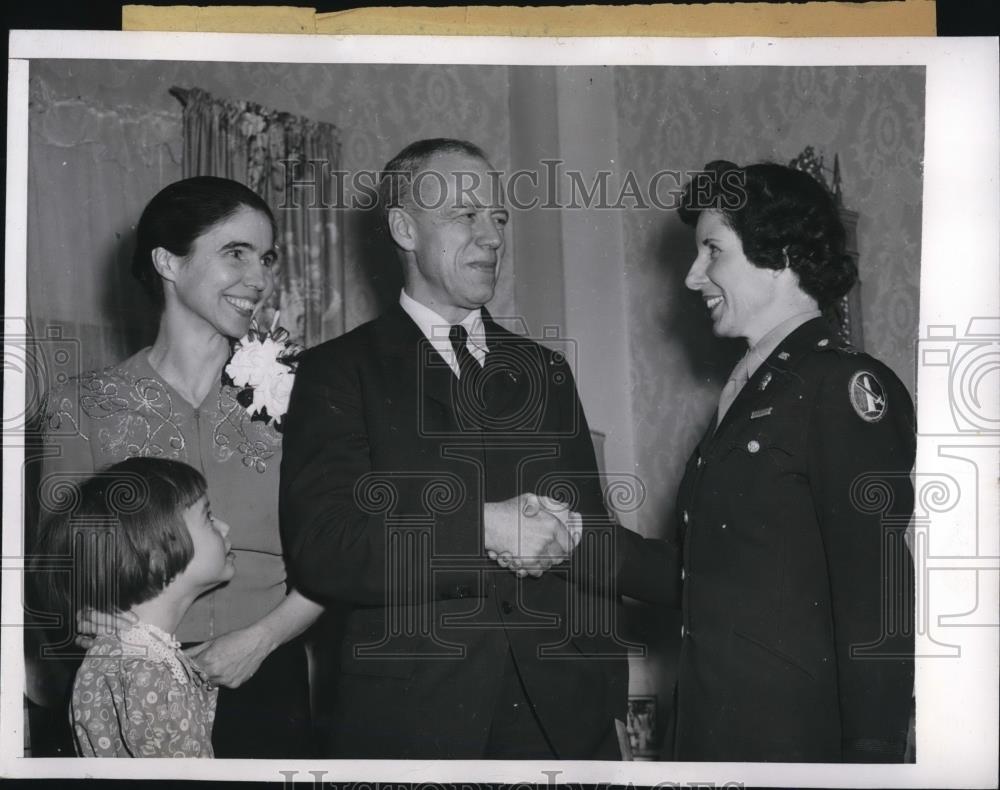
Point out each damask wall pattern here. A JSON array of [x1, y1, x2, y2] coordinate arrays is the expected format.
[[613, 66, 925, 541], [28, 59, 924, 548], [28, 60, 513, 373]]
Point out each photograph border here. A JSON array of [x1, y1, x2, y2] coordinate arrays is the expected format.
[[3, 30, 998, 788]]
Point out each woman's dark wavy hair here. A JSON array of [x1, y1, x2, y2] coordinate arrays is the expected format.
[[678, 160, 857, 307], [132, 176, 276, 308]]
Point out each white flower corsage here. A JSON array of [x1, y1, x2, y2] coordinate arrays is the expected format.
[[223, 312, 303, 432]]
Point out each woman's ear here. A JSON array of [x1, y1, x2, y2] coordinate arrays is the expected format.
[[387, 207, 418, 252], [151, 247, 180, 283]]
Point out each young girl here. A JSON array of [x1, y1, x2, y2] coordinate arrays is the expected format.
[[39, 457, 235, 757]]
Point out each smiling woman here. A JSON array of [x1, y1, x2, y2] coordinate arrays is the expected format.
[[656, 161, 917, 762], [30, 177, 323, 758]]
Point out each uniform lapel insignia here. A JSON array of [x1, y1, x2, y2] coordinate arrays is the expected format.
[[777, 351, 790, 361], [759, 372, 773, 391], [750, 407, 773, 420]]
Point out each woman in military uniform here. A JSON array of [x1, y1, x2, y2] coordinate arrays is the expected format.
[[667, 161, 916, 762]]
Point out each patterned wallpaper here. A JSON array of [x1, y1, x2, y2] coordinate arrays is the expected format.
[[29, 60, 924, 540], [28, 60, 513, 364], [613, 66, 925, 542]]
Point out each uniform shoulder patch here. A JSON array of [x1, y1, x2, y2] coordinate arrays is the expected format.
[[848, 369, 888, 423]]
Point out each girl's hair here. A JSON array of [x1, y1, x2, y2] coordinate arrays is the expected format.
[[679, 160, 857, 307], [131, 176, 276, 308], [37, 457, 207, 616]]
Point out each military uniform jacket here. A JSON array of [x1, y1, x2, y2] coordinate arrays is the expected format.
[[279, 304, 628, 759], [672, 317, 915, 762]]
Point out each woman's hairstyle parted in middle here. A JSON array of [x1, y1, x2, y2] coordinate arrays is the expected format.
[[131, 176, 277, 308], [679, 160, 857, 307], [36, 457, 207, 617]]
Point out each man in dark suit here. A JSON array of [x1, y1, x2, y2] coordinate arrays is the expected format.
[[280, 138, 640, 759]]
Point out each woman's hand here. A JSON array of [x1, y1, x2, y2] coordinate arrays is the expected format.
[[74, 608, 138, 650], [184, 624, 277, 689]]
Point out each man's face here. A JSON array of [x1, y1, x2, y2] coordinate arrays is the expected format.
[[399, 151, 509, 323]]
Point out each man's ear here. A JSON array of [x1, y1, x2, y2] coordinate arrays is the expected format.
[[387, 207, 418, 252], [151, 247, 181, 284]]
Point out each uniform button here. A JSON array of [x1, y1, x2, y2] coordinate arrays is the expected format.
[[683, 510, 690, 525], [680, 625, 686, 638], [747, 440, 760, 453], [817, 338, 829, 347], [696, 456, 704, 468], [680, 568, 686, 581], [721, 523, 727, 530], [501, 601, 514, 614]]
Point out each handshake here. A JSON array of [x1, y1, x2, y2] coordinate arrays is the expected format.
[[483, 493, 583, 578]]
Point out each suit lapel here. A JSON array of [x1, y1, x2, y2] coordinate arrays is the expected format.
[[697, 411, 718, 457], [376, 304, 537, 427], [479, 310, 529, 420], [375, 303, 455, 411]]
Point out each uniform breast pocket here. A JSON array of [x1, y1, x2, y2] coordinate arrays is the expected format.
[[724, 427, 802, 478]]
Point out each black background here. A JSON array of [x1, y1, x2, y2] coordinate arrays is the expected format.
[[4, 0, 1000, 35]]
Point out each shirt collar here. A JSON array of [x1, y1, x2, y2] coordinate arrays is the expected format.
[[398, 290, 489, 372], [738, 308, 823, 382]]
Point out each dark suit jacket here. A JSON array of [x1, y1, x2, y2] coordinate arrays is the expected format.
[[672, 318, 915, 762], [280, 304, 640, 759]]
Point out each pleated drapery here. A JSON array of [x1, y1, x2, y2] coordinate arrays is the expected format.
[[172, 87, 345, 347]]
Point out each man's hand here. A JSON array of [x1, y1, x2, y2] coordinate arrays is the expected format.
[[484, 493, 579, 578]]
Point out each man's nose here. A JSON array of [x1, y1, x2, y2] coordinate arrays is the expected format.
[[476, 217, 503, 248]]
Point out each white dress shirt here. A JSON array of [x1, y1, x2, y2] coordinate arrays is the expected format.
[[399, 290, 489, 377]]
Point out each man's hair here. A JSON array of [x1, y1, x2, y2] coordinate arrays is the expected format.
[[36, 457, 206, 617], [378, 138, 491, 216]]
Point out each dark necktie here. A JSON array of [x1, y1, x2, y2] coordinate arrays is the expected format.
[[449, 324, 480, 379]]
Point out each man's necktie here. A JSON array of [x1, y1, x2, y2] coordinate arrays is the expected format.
[[449, 324, 480, 379]]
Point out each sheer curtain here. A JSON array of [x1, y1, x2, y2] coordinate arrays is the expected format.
[[26, 72, 180, 381], [172, 87, 344, 347]]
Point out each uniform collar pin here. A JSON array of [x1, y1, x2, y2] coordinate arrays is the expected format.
[[759, 372, 773, 390]]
